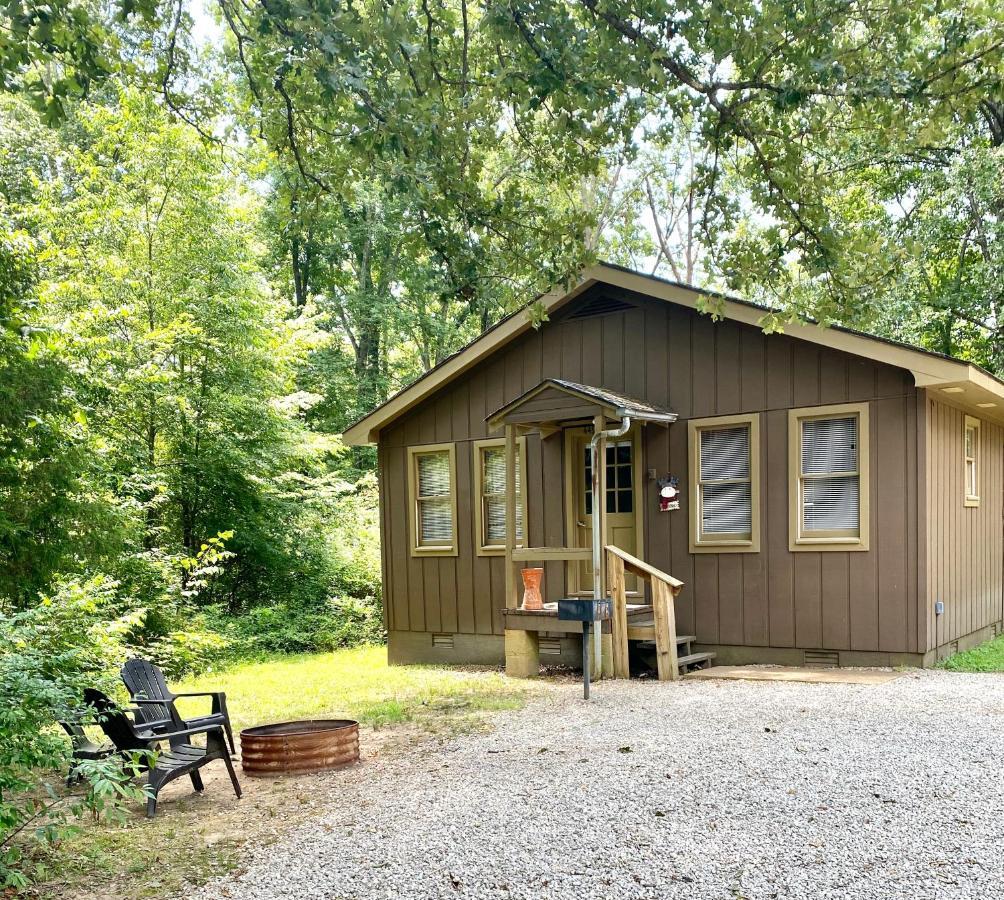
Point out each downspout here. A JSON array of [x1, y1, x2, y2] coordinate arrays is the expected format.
[[590, 415, 633, 673]]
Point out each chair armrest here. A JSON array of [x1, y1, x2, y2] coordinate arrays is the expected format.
[[143, 722, 226, 742], [170, 691, 229, 720], [171, 691, 226, 700]]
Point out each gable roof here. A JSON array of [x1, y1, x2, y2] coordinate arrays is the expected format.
[[343, 263, 1004, 445], [486, 378, 678, 429]]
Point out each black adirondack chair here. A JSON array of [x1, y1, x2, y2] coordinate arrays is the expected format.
[[83, 688, 242, 818], [58, 719, 114, 786], [121, 657, 236, 754]]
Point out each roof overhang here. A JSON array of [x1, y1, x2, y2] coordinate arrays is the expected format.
[[342, 264, 1004, 445], [486, 378, 678, 430]]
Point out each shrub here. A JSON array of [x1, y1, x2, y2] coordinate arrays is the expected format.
[[0, 576, 148, 888], [211, 593, 384, 656]]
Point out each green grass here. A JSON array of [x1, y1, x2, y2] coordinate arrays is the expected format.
[[29, 646, 534, 899], [938, 634, 1004, 672], [174, 645, 532, 733]]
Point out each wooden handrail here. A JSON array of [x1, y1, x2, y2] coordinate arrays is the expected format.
[[604, 544, 684, 594], [511, 546, 592, 562], [605, 545, 683, 681]]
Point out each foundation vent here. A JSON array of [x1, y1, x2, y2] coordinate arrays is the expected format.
[[568, 295, 635, 320], [431, 633, 454, 649], [539, 638, 562, 657], [803, 650, 839, 669]]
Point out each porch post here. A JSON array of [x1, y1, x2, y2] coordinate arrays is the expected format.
[[504, 423, 518, 610], [591, 413, 607, 679], [504, 422, 538, 677]]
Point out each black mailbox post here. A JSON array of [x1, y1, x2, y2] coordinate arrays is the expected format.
[[557, 598, 612, 699]]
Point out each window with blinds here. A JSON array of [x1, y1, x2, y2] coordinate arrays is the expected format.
[[474, 438, 526, 554], [408, 444, 457, 555], [965, 416, 980, 506], [688, 414, 760, 552], [789, 403, 869, 550], [799, 415, 859, 535]]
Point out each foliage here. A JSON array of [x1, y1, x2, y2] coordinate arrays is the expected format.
[[13, 87, 380, 629], [0, 214, 121, 609], [939, 634, 1004, 673], [205, 472, 383, 655], [0, 576, 148, 889], [216, 594, 383, 656], [0, 88, 384, 885], [856, 142, 1004, 371]]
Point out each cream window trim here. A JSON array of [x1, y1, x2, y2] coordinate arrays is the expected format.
[[688, 413, 761, 554], [964, 415, 981, 507], [407, 443, 458, 557], [473, 437, 528, 557], [788, 402, 870, 552]]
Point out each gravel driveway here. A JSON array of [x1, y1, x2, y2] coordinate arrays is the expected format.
[[195, 670, 1004, 900]]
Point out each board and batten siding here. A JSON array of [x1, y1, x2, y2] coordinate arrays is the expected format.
[[379, 285, 927, 659], [925, 398, 1004, 655]]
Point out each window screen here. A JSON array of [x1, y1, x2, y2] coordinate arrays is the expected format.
[[698, 425, 752, 538], [799, 416, 859, 534], [415, 450, 453, 545], [481, 446, 523, 546]]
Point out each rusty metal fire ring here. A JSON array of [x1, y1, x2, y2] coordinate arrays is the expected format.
[[239, 719, 360, 776]]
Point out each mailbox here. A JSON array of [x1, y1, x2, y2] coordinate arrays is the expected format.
[[558, 598, 612, 622]]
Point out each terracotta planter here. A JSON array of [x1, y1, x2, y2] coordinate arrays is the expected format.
[[521, 567, 544, 610]]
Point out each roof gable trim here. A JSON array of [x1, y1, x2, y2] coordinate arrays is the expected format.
[[486, 378, 678, 428], [343, 264, 1004, 445]]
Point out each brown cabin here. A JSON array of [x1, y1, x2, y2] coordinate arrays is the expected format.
[[343, 264, 1004, 673]]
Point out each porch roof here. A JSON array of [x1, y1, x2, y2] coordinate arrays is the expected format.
[[486, 378, 678, 429]]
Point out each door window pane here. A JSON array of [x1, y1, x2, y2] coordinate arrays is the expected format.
[[583, 439, 633, 515]]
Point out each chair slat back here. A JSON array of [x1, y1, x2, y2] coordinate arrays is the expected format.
[[121, 658, 173, 727], [83, 689, 149, 753]]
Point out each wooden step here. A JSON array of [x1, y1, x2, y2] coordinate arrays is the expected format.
[[677, 651, 715, 672], [625, 620, 695, 644]]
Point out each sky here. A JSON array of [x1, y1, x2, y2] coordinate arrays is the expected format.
[[188, 0, 224, 48]]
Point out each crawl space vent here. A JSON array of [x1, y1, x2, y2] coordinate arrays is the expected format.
[[568, 295, 635, 320], [803, 650, 839, 669], [538, 638, 562, 657], [431, 633, 454, 649]]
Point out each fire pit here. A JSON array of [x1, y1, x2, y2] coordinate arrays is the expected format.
[[240, 719, 359, 776]]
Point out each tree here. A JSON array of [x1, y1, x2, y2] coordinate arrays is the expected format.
[[0, 213, 119, 608], [21, 88, 347, 615], [8, 1, 1004, 318]]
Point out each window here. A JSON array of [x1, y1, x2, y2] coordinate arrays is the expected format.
[[788, 403, 870, 551], [473, 438, 527, 555], [407, 444, 458, 556], [688, 414, 760, 553], [965, 415, 980, 507]]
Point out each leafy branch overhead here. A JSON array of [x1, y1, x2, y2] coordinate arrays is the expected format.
[[7, 0, 1004, 324]]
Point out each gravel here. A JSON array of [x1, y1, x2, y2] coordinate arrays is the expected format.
[[194, 670, 1004, 900]]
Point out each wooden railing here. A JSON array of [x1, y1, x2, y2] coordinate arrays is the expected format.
[[605, 545, 684, 682], [511, 546, 592, 562]]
